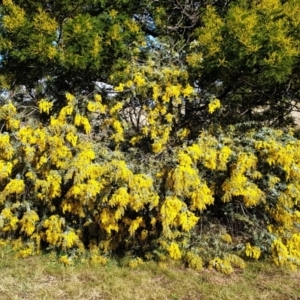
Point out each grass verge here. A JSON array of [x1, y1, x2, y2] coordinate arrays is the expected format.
[[0, 247, 300, 300]]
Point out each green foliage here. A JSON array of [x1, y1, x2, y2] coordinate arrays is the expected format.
[[1, 0, 300, 129], [186, 0, 300, 127], [0, 0, 146, 101]]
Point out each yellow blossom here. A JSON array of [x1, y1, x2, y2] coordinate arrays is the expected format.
[[182, 84, 194, 97], [208, 98, 221, 113], [221, 233, 232, 243], [208, 257, 233, 274], [125, 80, 134, 88], [0, 161, 12, 180], [110, 102, 123, 115], [59, 255, 73, 265], [165, 113, 173, 123], [38, 99, 53, 114], [178, 211, 199, 231], [62, 230, 79, 249], [245, 243, 261, 259], [0, 208, 19, 231], [20, 210, 39, 236], [128, 257, 144, 268], [66, 132, 78, 146], [134, 73, 146, 87], [168, 242, 182, 260], [128, 217, 144, 236], [109, 9, 118, 18], [4, 179, 25, 196], [185, 252, 203, 270], [74, 114, 82, 126], [114, 83, 125, 92], [94, 94, 102, 102], [65, 92, 75, 102]]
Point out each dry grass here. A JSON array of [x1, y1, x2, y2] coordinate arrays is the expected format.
[[0, 247, 300, 300]]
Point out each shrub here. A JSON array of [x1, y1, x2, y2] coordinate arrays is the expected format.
[[0, 95, 300, 273]]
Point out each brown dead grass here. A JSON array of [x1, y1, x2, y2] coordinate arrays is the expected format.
[[0, 248, 300, 300]]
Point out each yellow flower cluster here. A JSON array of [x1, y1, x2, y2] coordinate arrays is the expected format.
[[190, 184, 214, 211], [35, 171, 61, 201], [111, 119, 124, 143], [208, 255, 245, 274], [168, 242, 182, 260], [245, 243, 261, 259], [74, 114, 91, 134], [20, 210, 39, 236], [0, 208, 19, 232], [225, 254, 246, 269], [185, 251, 203, 270], [128, 174, 158, 211], [271, 235, 300, 269], [133, 73, 146, 87], [1, 179, 25, 204], [17, 245, 35, 258], [90, 253, 107, 266], [271, 239, 289, 266], [222, 153, 265, 207], [111, 58, 195, 154], [33, 8, 58, 35], [167, 147, 215, 214], [160, 195, 199, 239], [124, 19, 140, 34], [0, 160, 12, 180], [59, 255, 73, 265], [3, 0, 26, 32], [87, 101, 107, 114], [0, 102, 20, 130], [287, 234, 300, 263], [255, 138, 300, 180], [62, 230, 80, 249], [161, 196, 183, 227], [99, 208, 119, 235], [66, 131, 78, 147], [221, 233, 233, 244], [38, 99, 53, 114], [208, 257, 233, 274], [0, 134, 14, 159], [110, 102, 123, 115], [43, 215, 65, 246], [128, 217, 144, 236], [128, 257, 144, 268], [208, 98, 221, 114]]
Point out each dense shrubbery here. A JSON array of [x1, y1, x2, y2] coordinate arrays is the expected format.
[[0, 94, 299, 273]]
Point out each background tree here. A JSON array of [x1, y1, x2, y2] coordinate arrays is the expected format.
[[185, 0, 300, 129], [0, 0, 146, 103], [1, 0, 300, 130]]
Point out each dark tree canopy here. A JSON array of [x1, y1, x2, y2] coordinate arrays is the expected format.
[[1, 0, 300, 129]]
